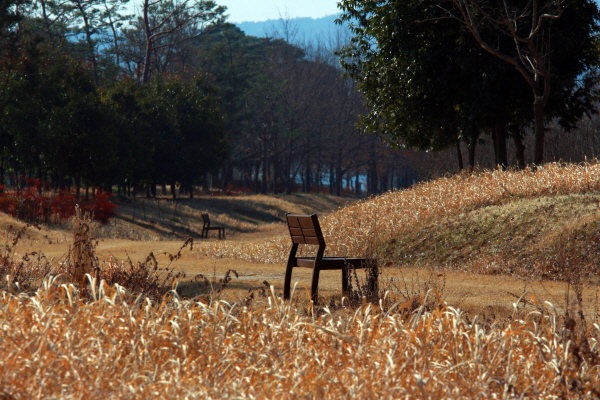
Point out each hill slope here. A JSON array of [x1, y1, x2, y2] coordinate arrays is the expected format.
[[202, 163, 600, 281], [383, 193, 600, 280], [0, 193, 356, 244], [236, 14, 349, 42]]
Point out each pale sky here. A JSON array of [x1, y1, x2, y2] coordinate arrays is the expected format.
[[219, 0, 341, 23]]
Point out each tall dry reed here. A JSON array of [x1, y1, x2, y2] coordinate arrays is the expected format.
[[0, 278, 598, 398]]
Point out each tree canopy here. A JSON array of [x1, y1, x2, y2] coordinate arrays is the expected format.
[[0, 0, 470, 198], [337, 0, 600, 166]]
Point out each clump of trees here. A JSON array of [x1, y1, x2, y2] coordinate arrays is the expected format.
[[1, 0, 421, 199], [337, 0, 600, 169], [5, 0, 597, 201], [0, 0, 229, 199], [194, 23, 404, 196]]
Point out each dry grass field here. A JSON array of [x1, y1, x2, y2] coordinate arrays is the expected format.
[[2, 163, 600, 398], [1, 280, 598, 398]]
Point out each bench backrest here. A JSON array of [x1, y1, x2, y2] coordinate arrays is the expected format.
[[286, 214, 325, 247], [201, 213, 210, 226]]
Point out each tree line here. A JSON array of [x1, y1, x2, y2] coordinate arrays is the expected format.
[[4, 0, 597, 201], [1, 0, 422, 199]]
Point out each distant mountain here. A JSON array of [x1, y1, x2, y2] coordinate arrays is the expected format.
[[235, 14, 350, 43]]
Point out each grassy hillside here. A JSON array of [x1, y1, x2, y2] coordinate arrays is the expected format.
[[2, 164, 600, 399], [0, 192, 356, 243], [384, 193, 600, 280], [8, 163, 600, 282], [202, 162, 600, 281], [103, 192, 354, 240]]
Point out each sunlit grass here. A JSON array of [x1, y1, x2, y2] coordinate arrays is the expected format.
[[0, 278, 598, 398], [201, 162, 600, 265], [3, 163, 600, 398]]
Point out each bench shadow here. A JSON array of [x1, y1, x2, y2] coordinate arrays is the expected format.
[[176, 279, 275, 298]]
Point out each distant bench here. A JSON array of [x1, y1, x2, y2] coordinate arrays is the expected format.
[[284, 213, 377, 303], [201, 213, 225, 239]]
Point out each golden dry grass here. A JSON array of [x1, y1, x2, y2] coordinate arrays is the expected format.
[[0, 278, 599, 399], [4, 163, 600, 398], [199, 162, 600, 267]]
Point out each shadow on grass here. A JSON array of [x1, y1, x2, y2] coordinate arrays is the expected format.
[[176, 279, 271, 298], [114, 213, 204, 239]]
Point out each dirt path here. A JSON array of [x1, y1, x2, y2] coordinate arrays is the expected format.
[[9, 227, 596, 320]]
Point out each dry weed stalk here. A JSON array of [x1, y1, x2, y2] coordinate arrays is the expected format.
[[71, 207, 98, 286], [0, 278, 599, 398], [0, 224, 54, 291], [0, 211, 195, 300]]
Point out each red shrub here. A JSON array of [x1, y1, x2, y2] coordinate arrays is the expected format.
[[50, 190, 77, 221], [0, 186, 18, 216], [80, 191, 117, 224], [0, 181, 116, 224]]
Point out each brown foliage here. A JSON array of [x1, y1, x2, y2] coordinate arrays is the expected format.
[[0, 280, 599, 398]]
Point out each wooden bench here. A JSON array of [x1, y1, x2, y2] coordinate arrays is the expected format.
[[284, 213, 377, 303], [201, 213, 225, 239]]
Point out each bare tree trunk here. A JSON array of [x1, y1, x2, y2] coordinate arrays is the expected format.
[[105, 4, 122, 66], [142, 0, 153, 84], [261, 140, 268, 194], [315, 163, 322, 193], [75, 175, 81, 199], [335, 167, 343, 196], [492, 123, 508, 169], [304, 163, 311, 192], [455, 137, 464, 170], [221, 157, 232, 190], [243, 160, 251, 189], [253, 162, 260, 193], [261, 161, 267, 194], [533, 98, 545, 165], [0, 155, 4, 190], [329, 165, 334, 195], [468, 137, 477, 170], [272, 162, 278, 194], [513, 133, 526, 169], [80, 9, 99, 85], [170, 182, 177, 201]]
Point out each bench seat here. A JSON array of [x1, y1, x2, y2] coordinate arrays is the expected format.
[[295, 257, 373, 270], [284, 213, 378, 303]]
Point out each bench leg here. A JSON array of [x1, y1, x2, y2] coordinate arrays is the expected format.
[[310, 267, 321, 304], [368, 275, 378, 294], [341, 267, 349, 296], [283, 265, 294, 300], [367, 263, 379, 294]]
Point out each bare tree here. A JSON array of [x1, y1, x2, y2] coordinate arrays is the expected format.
[[445, 0, 562, 164], [139, 0, 224, 83], [101, 0, 132, 67]]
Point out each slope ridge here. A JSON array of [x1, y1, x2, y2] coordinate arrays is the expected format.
[[202, 162, 600, 281]]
